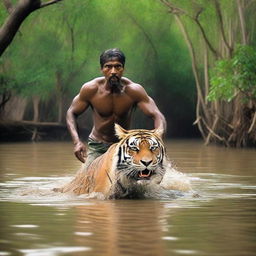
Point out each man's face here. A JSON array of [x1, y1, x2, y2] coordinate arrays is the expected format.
[[101, 60, 124, 88]]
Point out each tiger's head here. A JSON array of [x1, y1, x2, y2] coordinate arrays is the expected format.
[[114, 124, 167, 188]]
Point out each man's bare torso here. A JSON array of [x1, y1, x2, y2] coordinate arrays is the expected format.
[[67, 51, 166, 163], [83, 77, 139, 143]]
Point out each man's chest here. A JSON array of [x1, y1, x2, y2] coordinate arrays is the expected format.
[[90, 93, 135, 117]]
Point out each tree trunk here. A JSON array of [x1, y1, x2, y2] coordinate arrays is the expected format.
[[0, 90, 12, 119], [173, 14, 208, 139], [0, 0, 41, 56], [0, 0, 62, 56], [2, 95, 27, 121], [237, 0, 248, 44], [56, 71, 63, 123], [31, 95, 40, 141], [160, 0, 256, 147], [214, 0, 233, 57], [32, 95, 40, 122]]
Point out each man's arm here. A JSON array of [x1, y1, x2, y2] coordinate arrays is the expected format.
[[66, 88, 90, 163], [134, 84, 167, 134]]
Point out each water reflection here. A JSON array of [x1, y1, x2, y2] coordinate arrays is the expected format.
[[0, 140, 256, 256], [0, 142, 81, 179], [166, 139, 256, 175], [73, 200, 167, 256]]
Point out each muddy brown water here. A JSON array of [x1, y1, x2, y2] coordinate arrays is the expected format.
[[0, 140, 255, 256]]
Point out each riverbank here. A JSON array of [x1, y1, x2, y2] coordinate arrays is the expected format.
[[0, 121, 89, 142]]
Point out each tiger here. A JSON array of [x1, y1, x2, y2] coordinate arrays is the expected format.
[[56, 124, 167, 199]]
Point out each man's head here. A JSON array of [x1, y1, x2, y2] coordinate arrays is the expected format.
[[100, 48, 126, 92], [100, 48, 125, 68]]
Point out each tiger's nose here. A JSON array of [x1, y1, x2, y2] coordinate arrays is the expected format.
[[140, 160, 152, 167]]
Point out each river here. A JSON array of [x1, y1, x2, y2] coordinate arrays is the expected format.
[[0, 140, 255, 256]]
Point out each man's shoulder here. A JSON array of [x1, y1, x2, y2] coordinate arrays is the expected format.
[[79, 77, 104, 100], [121, 78, 148, 103], [122, 77, 144, 91], [122, 77, 148, 101], [81, 77, 104, 90]]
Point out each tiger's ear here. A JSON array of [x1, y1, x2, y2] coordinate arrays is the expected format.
[[153, 125, 164, 138], [115, 123, 129, 140]]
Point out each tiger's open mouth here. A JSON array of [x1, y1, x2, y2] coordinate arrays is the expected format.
[[137, 169, 152, 180]]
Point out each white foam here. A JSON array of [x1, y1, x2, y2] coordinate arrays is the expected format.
[[161, 164, 192, 192]]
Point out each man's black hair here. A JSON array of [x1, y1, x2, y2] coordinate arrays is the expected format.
[[100, 48, 126, 68]]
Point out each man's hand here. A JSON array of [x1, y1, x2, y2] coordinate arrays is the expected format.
[[74, 141, 87, 163]]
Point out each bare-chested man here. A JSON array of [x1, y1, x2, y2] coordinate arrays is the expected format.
[[67, 48, 166, 165]]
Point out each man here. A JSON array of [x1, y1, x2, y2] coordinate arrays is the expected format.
[[67, 48, 166, 166]]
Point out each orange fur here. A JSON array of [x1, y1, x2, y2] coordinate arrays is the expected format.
[[56, 144, 118, 196], [55, 125, 166, 199]]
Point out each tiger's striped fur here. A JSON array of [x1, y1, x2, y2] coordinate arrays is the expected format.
[[57, 124, 167, 199]]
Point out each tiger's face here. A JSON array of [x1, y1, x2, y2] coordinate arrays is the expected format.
[[114, 124, 166, 185]]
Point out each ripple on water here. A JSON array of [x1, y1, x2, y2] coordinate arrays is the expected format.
[[18, 246, 91, 256], [173, 249, 200, 255], [162, 236, 179, 241], [15, 233, 41, 240], [11, 225, 38, 228], [74, 231, 93, 236]]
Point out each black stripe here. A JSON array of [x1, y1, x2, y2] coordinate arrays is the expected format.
[[117, 147, 122, 165]]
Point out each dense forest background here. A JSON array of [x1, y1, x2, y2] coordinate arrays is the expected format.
[[0, 0, 255, 146]]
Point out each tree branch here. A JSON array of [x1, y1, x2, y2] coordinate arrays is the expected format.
[[40, 0, 63, 9], [201, 116, 228, 145], [0, 0, 63, 56], [248, 110, 256, 134], [194, 11, 220, 58], [205, 115, 219, 145], [214, 0, 233, 56], [126, 12, 158, 58], [160, 0, 186, 15], [236, 0, 248, 44], [161, 0, 220, 58], [2, 0, 13, 13]]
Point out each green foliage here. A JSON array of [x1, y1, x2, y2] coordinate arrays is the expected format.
[[0, 2, 8, 21], [208, 45, 256, 102], [0, 0, 195, 128]]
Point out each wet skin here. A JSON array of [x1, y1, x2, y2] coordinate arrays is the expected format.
[[66, 60, 166, 162]]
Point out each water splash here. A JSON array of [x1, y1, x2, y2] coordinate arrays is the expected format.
[[161, 162, 192, 192], [0, 163, 194, 203]]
